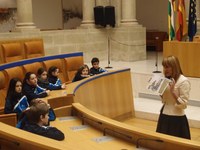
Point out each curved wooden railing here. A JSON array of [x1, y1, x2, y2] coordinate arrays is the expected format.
[[72, 103, 200, 150]]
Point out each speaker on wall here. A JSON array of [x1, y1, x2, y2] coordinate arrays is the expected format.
[[94, 6, 115, 28], [105, 6, 115, 27], [94, 6, 105, 27]]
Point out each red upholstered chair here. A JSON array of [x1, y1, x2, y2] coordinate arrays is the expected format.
[[1, 42, 25, 63], [24, 40, 45, 59]]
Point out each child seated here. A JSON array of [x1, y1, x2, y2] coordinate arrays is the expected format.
[[20, 101, 64, 141], [90, 57, 106, 75], [37, 68, 49, 89], [48, 66, 66, 90], [72, 64, 90, 82], [23, 72, 50, 103], [16, 99, 56, 128], [37, 67, 64, 90], [4, 78, 29, 118]]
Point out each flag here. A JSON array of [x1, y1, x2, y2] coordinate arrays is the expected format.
[[176, 0, 187, 41], [168, 0, 176, 41], [188, 0, 197, 41]]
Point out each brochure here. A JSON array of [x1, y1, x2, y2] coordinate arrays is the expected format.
[[147, 74, 171, 95]]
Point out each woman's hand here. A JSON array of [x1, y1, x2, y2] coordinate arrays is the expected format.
[[169, 78, 175, 93], [169, 78, 180, 104]]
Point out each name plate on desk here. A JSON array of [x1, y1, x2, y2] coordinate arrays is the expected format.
[[92, 136, 114, 143], [70, 125, 90, 131], [58, 116, 77, 121]]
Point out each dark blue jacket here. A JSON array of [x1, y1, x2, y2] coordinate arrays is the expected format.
[[4, 93, 24, 114], [48, 76, 62, 90], [22, 122, 65, 141], [23, 83, 47, 103], [90, 67, 106, 75]]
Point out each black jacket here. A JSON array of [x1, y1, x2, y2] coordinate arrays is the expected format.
[[23, 82, 47, 103], [90, 67, 106, 75], [72, 73, 87, 82], [4, 93, 23, 114], [48, 76, 62, 90], [37, 78, 49, 89], [23, 122, 65, 141]]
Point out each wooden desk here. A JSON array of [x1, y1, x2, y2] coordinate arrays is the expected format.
[[147, 30, 168, 51], [45, 68, 134, 120], [1, 68, 200, 150], [163, 41, 200, 77], [71, 103, 200, 150]]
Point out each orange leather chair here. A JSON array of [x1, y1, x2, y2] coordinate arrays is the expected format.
[[3, 67, 24, 90], [1, 42, 25, 63], [22, 62, 44, 75], [43, 59, 67, 83], [64, 56, 84, 82], [0, 71, 7, 114], [24, 40, 45, 59]]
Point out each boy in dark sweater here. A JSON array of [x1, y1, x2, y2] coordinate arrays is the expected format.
[[21, 101, 64, 141], [90, 57, 106, 75]]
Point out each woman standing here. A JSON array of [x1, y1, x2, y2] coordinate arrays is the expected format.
[[156, 55, 191, 139]]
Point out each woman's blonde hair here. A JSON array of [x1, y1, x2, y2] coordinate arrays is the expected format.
[[162, 55, 183, 81]]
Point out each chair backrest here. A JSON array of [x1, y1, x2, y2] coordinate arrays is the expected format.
[[1, 42, 25, 63], [0, 71, 7, 111], [64, 56, 84, 81], [3, 67, 24, 90], [43, 59, 67, 83], [24, 40, 45, 59], [22, 62, 44, 75]]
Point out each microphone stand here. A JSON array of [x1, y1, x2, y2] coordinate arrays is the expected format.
[[153, 37, 161, 73], [105, 26, 113, 69]]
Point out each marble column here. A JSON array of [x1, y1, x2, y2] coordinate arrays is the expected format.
[[15, 0, 37, 31], [81, 0, 95, 28], [96, 0, 110, 6], [121, 0, 138, 26]]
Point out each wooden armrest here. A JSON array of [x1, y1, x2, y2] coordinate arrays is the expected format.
[[54, 105, 72, 117], [0, 107, 4, 115], [0, 113, 17, 127]]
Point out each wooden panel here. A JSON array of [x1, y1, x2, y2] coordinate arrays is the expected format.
[[0, 122, 72, 150], [0, 113, 17, 127], [53, 105, 72, 117], [47, 95, 73, 109], [72, 103, 200, 150], [163, 41, 200, 77], [73, 69, 134, 119], [147, 30, 168, 51]]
